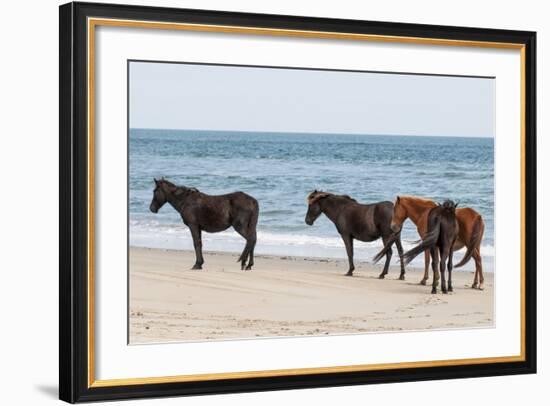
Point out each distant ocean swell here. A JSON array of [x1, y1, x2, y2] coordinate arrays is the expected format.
[[129, 129, 495, 272]]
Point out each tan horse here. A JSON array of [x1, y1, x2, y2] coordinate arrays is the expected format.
[[388, 196, 485, 289]]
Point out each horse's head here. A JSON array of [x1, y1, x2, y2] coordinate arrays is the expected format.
[[305, 190, 329, 225], [149, 178, 170, 213], [390, 196, 408, 232], [441, 199, 459, 213]]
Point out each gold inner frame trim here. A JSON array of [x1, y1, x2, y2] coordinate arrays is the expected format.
[[90, 355, 524, 388], [87, 16, 527, 388]]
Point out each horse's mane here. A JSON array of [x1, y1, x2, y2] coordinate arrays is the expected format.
[[174, 186, 199, 196], [339, 194, 357, 203], [159, 179, 199, 195], [307, 190, 357, 204], [398, 195, 436, 206], [159, 178, 176, 188]]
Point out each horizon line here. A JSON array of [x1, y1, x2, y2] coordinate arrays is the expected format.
[[129, 127, 493, 139]]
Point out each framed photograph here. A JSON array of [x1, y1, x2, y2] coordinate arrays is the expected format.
[[59, 1, 537, 403]]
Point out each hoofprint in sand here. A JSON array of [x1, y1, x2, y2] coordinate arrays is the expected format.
[[129, 247, 494, 344]]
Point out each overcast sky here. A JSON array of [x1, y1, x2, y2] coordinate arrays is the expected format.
[[129, 61, 494, 138]]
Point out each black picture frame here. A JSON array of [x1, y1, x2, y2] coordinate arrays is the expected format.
[[59, 1, 537, 403]]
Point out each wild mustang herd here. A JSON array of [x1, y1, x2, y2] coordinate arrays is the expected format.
[[149, 178, 485, 294]]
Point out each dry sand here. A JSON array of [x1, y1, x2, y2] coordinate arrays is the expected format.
[[129, 247, 494, 344]]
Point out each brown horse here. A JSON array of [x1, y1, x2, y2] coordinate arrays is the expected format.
[[374, 195, 485, 289], [401, 200, 459, 294], [149, 178, 259, 270], [305, 191, 406, 279]]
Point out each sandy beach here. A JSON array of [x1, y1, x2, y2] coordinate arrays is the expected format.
[[129, 247, 494, 344]]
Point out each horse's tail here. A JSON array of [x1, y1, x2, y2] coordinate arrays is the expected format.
[[402, 219, 441, 266], [237, 199, 259, 263], [372, 232, 399, 264], [455, 215, 484, 268]]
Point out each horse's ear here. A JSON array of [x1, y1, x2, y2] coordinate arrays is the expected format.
[[396, 196, 400, 203], [154, 178, 159, 186], [307, 190, 317, 203], [454, 201, 459, 209]]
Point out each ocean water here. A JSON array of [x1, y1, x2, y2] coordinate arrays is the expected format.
[[129, 129, 494, 272]]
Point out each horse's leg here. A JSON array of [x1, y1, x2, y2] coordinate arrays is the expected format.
[[440, 248, 448, 294], [189, 225, 204, 270], [342, 234, 355, 276], [447, 246, 454, 293], [473, 248, 484, 290], [420, 250, 430, 285], [471, 259, 479, 290], [243, 204, 259, 270], [395, 237, 406, 280], [378, 236, 393, 279], [430, 247, 439, 294], [233, 218, 256, 271], [239, 240, 253, 270], [237, 231, 252, 270], [244, 231, 257, 270]]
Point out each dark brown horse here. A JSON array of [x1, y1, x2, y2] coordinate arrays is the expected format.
[[305, 191, 405, 278], [149, 178, 259, 270], [374, 195, 485, 289], [400, 200, 459, 294]]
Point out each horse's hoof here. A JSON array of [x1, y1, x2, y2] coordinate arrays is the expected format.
[[431, 289, 437, 294], [378, 274, 385, 279], [245, 265, 252, 271], [191, 264, 202, 270], [345, 272, 354, 277], [399, 274, 405, 281], [420, 279, 427, 286], [478, 284, 485, 291], [471, 283, 479, 289], [442, 289, 448, 294]]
